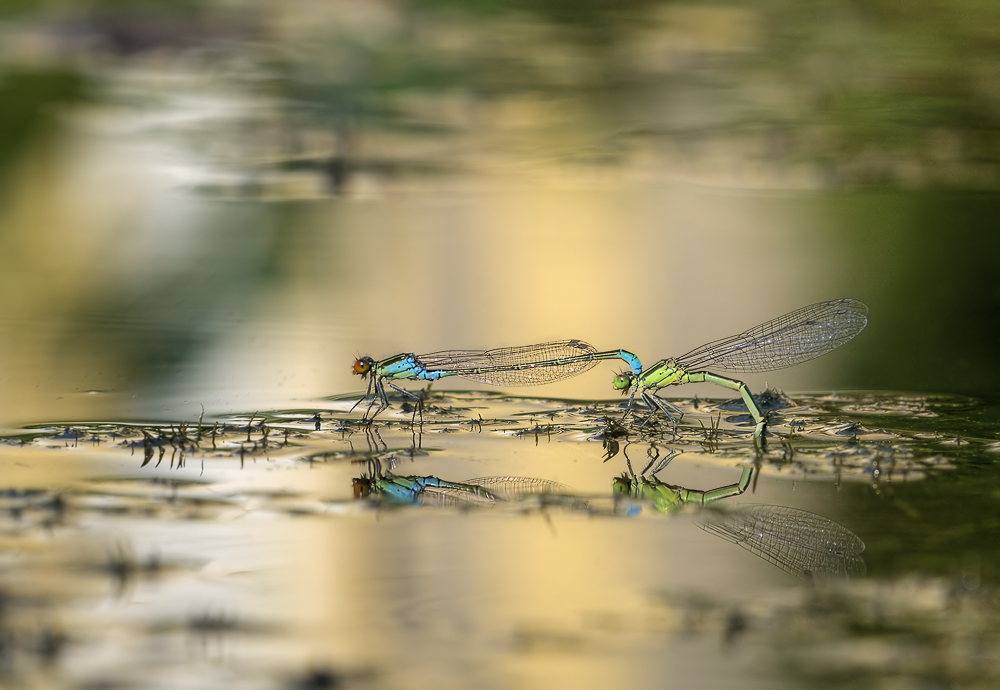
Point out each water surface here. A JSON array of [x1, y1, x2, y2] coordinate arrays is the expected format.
[[2, 390, 998, 689]]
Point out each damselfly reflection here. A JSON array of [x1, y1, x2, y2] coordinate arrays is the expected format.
[[352, 452, 864, 580], [352, 458, 573, 509], [611, 447, 754, 512], [700, 505, 866, 580], [612, 444, 865, 579]]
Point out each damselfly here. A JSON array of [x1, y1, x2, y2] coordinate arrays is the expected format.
[[352, 340, 642, 421], [612, 298, 868, 442]]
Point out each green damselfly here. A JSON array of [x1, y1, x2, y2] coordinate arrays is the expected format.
[[613, 298, 868, 442]]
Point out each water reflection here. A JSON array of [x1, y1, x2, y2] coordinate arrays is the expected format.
[[613, 444, 754, 511], [353, 445, 865, 582], [700, 504, 866, 580], [0, 391, 995, 688], [353, 457, 575, 509]]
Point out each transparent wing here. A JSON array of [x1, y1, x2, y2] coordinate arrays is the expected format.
[[420, 476, 566, 508], [678, 298, 868, 373], [463, 476, 568, 500], [416, 339, 600, 386], [698, 504, 866, 579], [420, 484, 500, 508]]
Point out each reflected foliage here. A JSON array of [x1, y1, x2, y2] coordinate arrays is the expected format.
[[3, 0, 997, 189], [838, 192, 1000, 395], [0, 69, 89, 178], [649, 575, 1000, 688]]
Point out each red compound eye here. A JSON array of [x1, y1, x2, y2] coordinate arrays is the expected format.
[[353, 478, 371, 499], [353, 358, 372, 376]]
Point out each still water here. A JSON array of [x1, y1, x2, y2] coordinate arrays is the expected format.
[[2, 392, 1000, 689], [2, 0, 1000, 688]]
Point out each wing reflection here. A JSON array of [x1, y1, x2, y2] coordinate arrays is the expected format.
[[699, 504, 866, 579], [610, 445, 866, 579]]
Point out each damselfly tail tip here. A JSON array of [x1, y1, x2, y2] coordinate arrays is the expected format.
[[353, 356, 374, 378]]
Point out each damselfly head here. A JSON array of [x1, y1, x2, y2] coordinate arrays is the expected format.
[[611, 474, 632, 495], [352, 356, 374, 378], [613, 371, 633, 393], [352, 477, 373, 499]]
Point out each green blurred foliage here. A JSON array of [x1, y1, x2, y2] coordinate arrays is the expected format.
[[837, 191, 1000, 394], [413, 0, 662, 42], [3, 0, 996, 184], [268, 0, 1000, 185], [62, 0, 206, 11], [757, 0, 1000, 181], [0, 69, 90, 176], [0, 0, 205, 17], [0, 0, 38, 17]]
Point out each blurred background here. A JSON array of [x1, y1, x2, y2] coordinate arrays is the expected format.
[[1, 0, 999, 427]]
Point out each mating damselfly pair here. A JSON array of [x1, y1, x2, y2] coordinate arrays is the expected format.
[[350, 298, 869, 442]]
